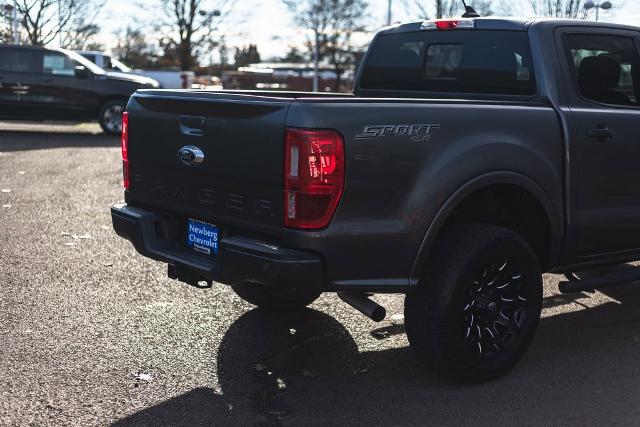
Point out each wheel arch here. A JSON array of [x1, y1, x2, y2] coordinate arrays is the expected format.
[[410, 172, 563, 285]]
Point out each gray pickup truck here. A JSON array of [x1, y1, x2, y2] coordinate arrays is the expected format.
[[112, 17, 640, 382]]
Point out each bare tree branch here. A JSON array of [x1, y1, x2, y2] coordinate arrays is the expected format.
[[282, 0, 368, 92], [60, 1, 106, 49], [529, 0, 585, 18], [402, 0, 495, 19], [154, 0, 239, 70], [15, 0, 104, 46]]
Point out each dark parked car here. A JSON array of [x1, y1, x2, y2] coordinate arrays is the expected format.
[[112, 17, 640, 382], [0, 45, 159, 135]]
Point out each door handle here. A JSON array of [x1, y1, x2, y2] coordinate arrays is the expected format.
[[587, 127, 614, 141]]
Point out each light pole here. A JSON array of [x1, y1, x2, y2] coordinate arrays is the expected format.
[[199, 9, 221, 81], [313, 30, 319, 92], [584, 1, 612, 21], [387, 0, 392, 26], [58, 0, 62, 45], [12, 0, 16, 44]]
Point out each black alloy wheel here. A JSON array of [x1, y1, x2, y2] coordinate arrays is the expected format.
[[462, 258, 531, 358], [404, 223, 543, 383]]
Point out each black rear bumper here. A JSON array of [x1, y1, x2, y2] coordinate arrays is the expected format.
[[111, 203, 324, 290]]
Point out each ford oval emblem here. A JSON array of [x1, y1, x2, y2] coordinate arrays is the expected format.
[[178, 145, 205, 166]]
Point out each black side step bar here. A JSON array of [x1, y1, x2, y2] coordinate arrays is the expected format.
[[559, 267, 640, 293]]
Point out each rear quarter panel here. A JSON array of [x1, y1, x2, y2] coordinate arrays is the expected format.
[[284, 99, 563, 290]]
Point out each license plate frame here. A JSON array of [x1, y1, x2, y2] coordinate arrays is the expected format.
[[186, 218, 219, 256]]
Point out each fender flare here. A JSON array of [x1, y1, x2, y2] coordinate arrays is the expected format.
[[409, 171, 563, 285]]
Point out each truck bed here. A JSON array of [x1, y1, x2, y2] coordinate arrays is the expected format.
[[124, 89, 563, 289]]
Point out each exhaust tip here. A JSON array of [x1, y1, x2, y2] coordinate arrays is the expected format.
[[370, 305, 387, 322], [338, 292, 386, 322]]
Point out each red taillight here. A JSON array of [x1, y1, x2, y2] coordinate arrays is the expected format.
[[284, 128, 344, 229], [121, 111, 129, 190]]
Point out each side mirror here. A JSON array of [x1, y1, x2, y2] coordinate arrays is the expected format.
[[74, 65, 89, 79]]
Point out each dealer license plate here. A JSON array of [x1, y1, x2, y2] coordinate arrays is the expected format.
[[186, 218, 219, 256]]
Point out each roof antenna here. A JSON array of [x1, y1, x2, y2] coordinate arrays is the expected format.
[[461, 0, 480, 18]]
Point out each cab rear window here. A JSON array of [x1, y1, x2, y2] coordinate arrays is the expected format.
[[360, 30, 536, 96]]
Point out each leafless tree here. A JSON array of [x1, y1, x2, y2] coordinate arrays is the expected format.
[[282, 0, 368, 91], [15, 0, 104, 46], [154, 0, 238, 71], [0, 5, 13, 43], [60, 23, 100, 50], [529, 0, 585, 18], [59, 1, 105, 50], [0, 27, 10, 43], [403, 0, 494, 19], [112, 27, 158, 69]]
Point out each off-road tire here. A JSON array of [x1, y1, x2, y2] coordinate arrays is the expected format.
[[404, 223, 543, 383]]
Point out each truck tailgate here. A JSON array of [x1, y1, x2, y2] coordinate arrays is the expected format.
[[125, 91, 293, 235]]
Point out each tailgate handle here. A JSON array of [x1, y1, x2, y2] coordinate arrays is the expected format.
[[180, 116, 207, 136]]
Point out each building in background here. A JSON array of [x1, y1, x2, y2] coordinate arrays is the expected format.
[[221, 62, 356, 93]]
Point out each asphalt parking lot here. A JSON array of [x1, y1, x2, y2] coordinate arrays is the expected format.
[[2, 121, 640, 426]]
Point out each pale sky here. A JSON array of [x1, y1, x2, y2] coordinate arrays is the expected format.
[[98, 0, 640, 60]]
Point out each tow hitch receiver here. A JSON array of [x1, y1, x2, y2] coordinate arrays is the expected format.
[[168, 264, 212, 288], [338, 293, 386, 322]]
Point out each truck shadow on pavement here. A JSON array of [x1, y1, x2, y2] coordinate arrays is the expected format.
[[113, 284, 640, 426], [0, 130, 118, 152]]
